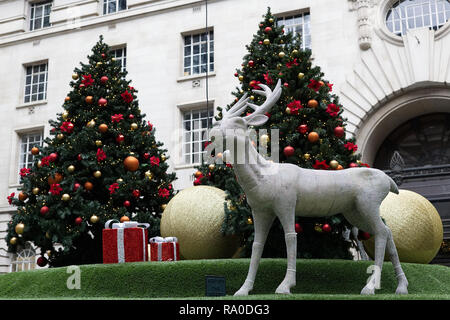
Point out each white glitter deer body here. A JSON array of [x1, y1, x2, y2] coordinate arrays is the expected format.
[[210, 80, 408, 296]]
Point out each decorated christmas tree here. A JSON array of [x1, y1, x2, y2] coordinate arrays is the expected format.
[[6, 36, 176, 267], [194, 8, 369, 259]]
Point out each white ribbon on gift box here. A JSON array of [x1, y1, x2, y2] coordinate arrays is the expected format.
[[104, 219, 150, 263], [149, 236, 178, 261]]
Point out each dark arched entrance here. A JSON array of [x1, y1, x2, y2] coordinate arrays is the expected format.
[[373, 113, 450, 265]]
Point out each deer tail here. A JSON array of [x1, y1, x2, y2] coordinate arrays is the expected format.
[[387, 175, 399, 194]]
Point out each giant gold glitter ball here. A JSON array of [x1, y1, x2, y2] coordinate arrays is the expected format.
[[160, 186, 240, 260], [364, 190, 443, 264]]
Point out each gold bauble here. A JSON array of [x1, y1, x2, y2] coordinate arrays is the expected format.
[[45, 232, 51, 239], [130, 123, 138, 130], [160, 186, 240, 259], [238, 75, 244, 81], [292, 49, 299, 56], [37, 160, 42, 168], [61, 194, 71, 201], [10, 237, 17, 245], [15, 223, 25, 235], [57, 133, 64, 140], [285, 107, 291, 114], [247, 217, 253, 225], [161, 154, 167, 161], [96, 62, 103, 67], [87, 120, 96, 128], [278, 51, 286, 58], [161, 204, 167, 211], [298, 72, 305, 79], [93, 171, 102, 178], [90, 215, 99, 224], [304, 153, 311, 160], [116, 178, 124, 183], [95, 140, 102, 147], [364, 190, 443, 264], [145, 171, 152, 180], [249, 95, 255, 101], [208, 164, 215, 171], [263, 38, 270, 45], [67, 165, 75, 173], [32, 187, 40, 195], [72, 73, 79, 80], [46, 250, 52, 257], [260, 134, 270, 146], [329, 160, 339, 170], [62, 111, 69, 120], [269, 18, 274, 23]]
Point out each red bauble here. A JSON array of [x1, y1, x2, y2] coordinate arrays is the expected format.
[[259, 41, 263, 44], [234, 72, 238, 77], [248, 60, 254, 67], [295, 223, 303, 233], [100, 76, 108, 84], [143, 152, 150, 159], [358, 230, 371, 241], [132, 190, 140, 198], [37, 256, 48, 267], [128, 114, 134, 120], [73, 183, 80, 191], [40, 206, 49, 216], [49, 153, 58, 162], [123, 200, 131, 207], [98, 97, 107, 107], [283, 146, 295, 157], [101, 53, 106, 58], [297, 124, 309, 135], [322, 224, 332, 233], [334, 126, 345, 138], [283, 82, 289, 88], [116, 134, 125, 143], [264, 26, 272, 33], [77, 154, 82, 161], [75, 217, 83, 225], [265, 112, 271, 118], [349, 162, 358, 168]]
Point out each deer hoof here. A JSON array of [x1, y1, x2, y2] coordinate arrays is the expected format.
[[275, 284, 292, 295], [234, 288, 249, 296], [360, 285, 375, 295], [395, 285, 408, 295]]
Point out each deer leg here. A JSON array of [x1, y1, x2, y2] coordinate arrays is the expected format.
[[352, 227, 369, 260], [361, 220, 388, 295], [234, 210, 275, 296], [274, 208, 296, 294], [385, 227, 408, 294]]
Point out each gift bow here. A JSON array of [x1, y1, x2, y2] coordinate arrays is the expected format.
[[105, 219, 150, 230], [104, 219, 150, 263], [149, 236, 178, 243]]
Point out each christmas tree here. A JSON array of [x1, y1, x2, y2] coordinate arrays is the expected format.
[[195, 8, 369, 259], [6, 36, 176, 267]]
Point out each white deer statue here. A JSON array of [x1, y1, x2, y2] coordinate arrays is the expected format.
[[210, 79, 408, 295]]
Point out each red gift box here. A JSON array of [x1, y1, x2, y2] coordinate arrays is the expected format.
[[149, 237, 180, 261], [102, 220, 149, 264]]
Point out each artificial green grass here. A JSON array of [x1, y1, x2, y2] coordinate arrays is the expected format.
[[0, 259, 449, 299]]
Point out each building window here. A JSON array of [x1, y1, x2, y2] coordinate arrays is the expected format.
[[277, 12, 311, 50], [103, 0, 127, 14], [19, 131, 43, 178], [182, 108, 214, 164], [24, 62, 48, 103], [183, 30, 214, 76], [386, 0, 450, 36], [29, 1, 52, 31], [110, 47, 127, 72], [10, 247, 36, 272]]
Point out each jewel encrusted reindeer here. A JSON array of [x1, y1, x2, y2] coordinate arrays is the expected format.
[[210, 80, 408, 295]]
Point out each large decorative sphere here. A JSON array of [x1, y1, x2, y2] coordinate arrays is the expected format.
[[160, 186, 240, 260], [364, 190, 443, 264], [124, 156, 139, 171]]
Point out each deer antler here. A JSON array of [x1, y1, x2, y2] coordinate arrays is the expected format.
[[244, 79, 282, 121], [222, 93, 249, 119]]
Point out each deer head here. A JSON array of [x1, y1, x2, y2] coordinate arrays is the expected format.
[[207, 80, 282, 164]]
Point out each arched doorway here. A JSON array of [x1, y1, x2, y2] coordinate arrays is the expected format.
[[373, 113, 450, 264]]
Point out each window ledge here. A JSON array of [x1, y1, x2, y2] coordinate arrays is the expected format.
[[16, 100, 47, 109], [174, 163, 201, 170], [177, 72, 216, 83]]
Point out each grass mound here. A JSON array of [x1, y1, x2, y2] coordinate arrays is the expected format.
[[0, 259, 449, 299]]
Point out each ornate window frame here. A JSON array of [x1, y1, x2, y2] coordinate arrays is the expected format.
[[376, 0, 450, 45]]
